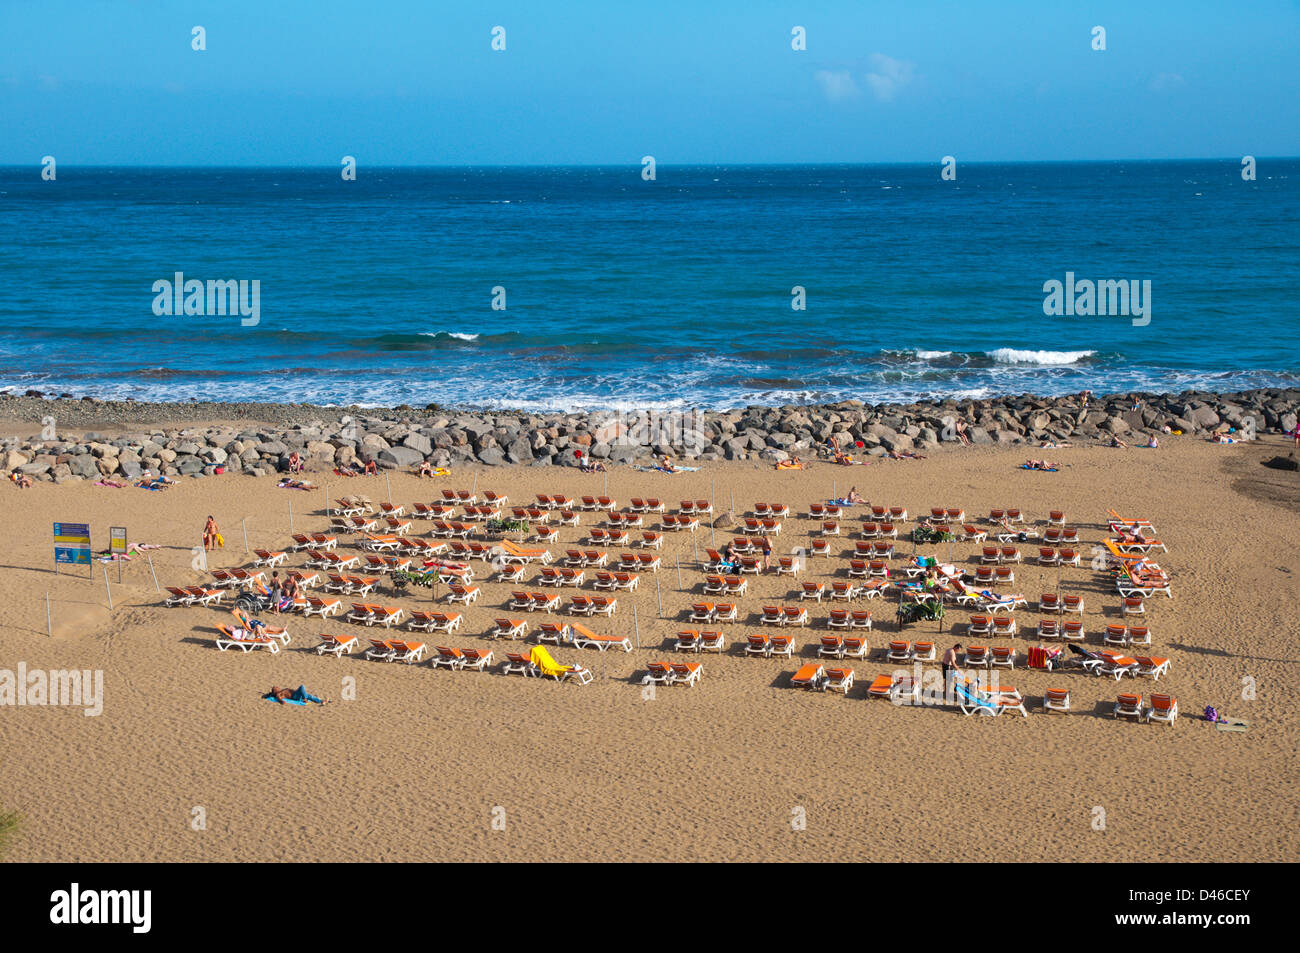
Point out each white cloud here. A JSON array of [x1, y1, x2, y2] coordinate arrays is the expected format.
[[1149, 72, 1185, 92], [864, 53, 914, 102], [815, 69, 858, 102]]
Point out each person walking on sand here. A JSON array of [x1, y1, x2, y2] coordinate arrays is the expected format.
[[203, 515, 220, 551], [942, 643, 962, 701]]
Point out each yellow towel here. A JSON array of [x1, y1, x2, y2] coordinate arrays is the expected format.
[[215, 533, 225, 548], [529, 645, 571, 678]]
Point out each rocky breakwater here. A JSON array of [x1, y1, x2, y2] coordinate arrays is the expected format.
[[2, 388, 1297, 483]]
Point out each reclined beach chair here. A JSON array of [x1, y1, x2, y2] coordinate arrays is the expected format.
[[1113, 692, 1145, 721], [954, 680, 1027, 717], [824, 667, 853, 695], [643, 661, 675, 686], [215, 625, 279, 654], [316, 633, 359, 657], [1147, 693, 1178, 725], [790, 663, 825, 690], [570, 622, 632, 653], [668, 662, 703, 687]]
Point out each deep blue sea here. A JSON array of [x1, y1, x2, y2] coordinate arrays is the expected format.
[[1, 161, 1296, 410]]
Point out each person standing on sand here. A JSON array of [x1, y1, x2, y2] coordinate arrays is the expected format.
[[942, 643, 962, 701], [203, 515, 220, 551]]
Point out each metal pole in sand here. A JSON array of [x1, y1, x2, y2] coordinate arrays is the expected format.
[[633, 604, 640, 649], [324, 482, 329, 515], [692, 533, 699, 570], [147, 555, 161, 593], [103, 567, 113, 611], [241, 518, 250, 554], [46, 591, 52, 637], [289, 500, 294, 533], [730, 492, 735, 517], [833, 479, 837, 502], [385, 472, 392, 504], [472, 472, 478, 496], [676, 554, 682, 591], [603, 470, 608, 497], [656, 575, 662, 618]]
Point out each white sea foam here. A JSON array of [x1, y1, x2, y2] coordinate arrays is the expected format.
[[986, 348, 1095, 365], [914, 350, 953, 360], [421, 331, 480, 341]]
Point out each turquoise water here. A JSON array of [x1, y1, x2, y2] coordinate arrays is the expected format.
[[1, 161, 1296, 409]]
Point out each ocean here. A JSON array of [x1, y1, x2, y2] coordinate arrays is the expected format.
[[1, 161, 1296, 410]]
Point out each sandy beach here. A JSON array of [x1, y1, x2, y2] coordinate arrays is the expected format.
[[1, 433, 1297, 863]]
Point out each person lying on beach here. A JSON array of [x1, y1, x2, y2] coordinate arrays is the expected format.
[[9, 470, 32, 488], [263, 685, 329, 705], [1022, 459, 1059, 471], [579, 458, 607, 473], [277, 478, 315, 490], [887, 450, 926, 460], [1109, 437, 1128, 449], [1211, 433, 1237, 444], [1039, 440, 1072, 449], [95, 478, 127, 488], [334, 465, 359, 477], [826, 436, 854, 465]]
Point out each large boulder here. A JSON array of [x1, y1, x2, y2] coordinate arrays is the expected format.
[[403, 432, 433, 456], [377, 446, 423, 469]]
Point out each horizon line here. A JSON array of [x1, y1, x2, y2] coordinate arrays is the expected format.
[[3, 156, 1297, 171]]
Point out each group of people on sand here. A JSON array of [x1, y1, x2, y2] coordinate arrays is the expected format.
[[264, 570, 300, 614]]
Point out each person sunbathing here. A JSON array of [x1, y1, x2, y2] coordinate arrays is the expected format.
[[660, 455, 676, 473], [1109, 437, 1128, 449], [1039, 440, 1072, 449], [10, 470, 32, 488], [1146, 435, 1159, 448], [263, 685, 329, 705], [887, 450, 926, 460], [416, 460, 435, 477], [1023, 459, 1059, 470], [363, 459, 378, 475], [846, 487, 865, 504]]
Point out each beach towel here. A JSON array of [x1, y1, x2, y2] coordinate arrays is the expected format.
[[529, 645, 572, 679], [1020, 464, 1058, 471], [632, 465, 700, 473], [775, 461, 804, 470], [264, 685, 325, 706], [215, 533, 225, 548]]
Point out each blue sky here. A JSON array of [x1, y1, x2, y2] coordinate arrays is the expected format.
[[2, 0, 1297, 165]]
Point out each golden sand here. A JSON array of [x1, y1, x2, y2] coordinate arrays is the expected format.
[[1, 436, 1296, 862]]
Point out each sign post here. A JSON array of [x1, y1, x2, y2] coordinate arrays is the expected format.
[[110, 526, 128, 584], [53, 522, 92, 578]]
